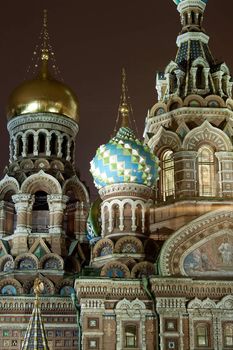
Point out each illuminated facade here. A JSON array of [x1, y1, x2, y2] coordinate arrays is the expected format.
[[1, 0, 233, 350]]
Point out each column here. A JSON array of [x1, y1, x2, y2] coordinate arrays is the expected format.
[[57, 136, 62, 157], [215, 152, 233, 198], [0, 201, 6, 237], [11, 193, 34, 255], [22, 135, 27, 157], [174, 151, 197, 198], [34, 134, 39, 156], [47, 194, 68, 234], [46, 135, 51, 156]]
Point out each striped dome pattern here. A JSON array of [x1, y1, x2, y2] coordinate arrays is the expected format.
[[90, 127, 158, 189]]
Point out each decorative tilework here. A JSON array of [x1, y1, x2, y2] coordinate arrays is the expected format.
[[90, 127, 158, 189]]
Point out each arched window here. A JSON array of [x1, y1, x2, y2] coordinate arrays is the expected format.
[[196, 66, 205, 89], [125, 324, 137, 348], [191, 11, 195, 25], [17, 136, 23, 157], [27, 134, 34, 155], [113, 204, 120, 229], [38, 133, 46, 154], [169, 72, 177, 94], [61, 136, 68, 159], [70, 141, 74, 162], [50, 133, 57, 156], [198, 145, 216, 196], [32, 191, 49, 233], [223, 323, 233, 347], [161, 150, 175, 201], [195, 324, 209, 347]]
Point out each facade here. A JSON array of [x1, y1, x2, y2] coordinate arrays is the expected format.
[[0, 1, 233, 350]]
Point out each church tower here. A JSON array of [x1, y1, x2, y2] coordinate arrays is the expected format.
[[143, 0, 233, 349], [75, 70, 159, 350], [0, 11, 89, 350]]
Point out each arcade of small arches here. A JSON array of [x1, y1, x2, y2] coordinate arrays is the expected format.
[[92, 236, 145, 259], [101, 198, 151, 236], [0, 172, 89, 241], [0, 275, 74, 297], [10, 129, 75, 163], [158, 58, 232, 101], [149, 94, 230, 118], [149, 121, 233, 201], [0, 252, 64, 272]]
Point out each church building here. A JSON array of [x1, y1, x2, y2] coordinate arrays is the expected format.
[[0, 0, 233, 349]]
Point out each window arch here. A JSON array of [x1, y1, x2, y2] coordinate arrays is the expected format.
[[198, 145, 216, 197], [61, 136, 68, 159], [27, 134, 34, 155], [32, 191, 49, 233], [125, 324, 137, 348], [196, 66, 205, 89], [38, 133, 46, 154], [195, 323, 209, 347], [169, 72, 178, 94], [17, 136, 23, 157], [113, 204, 120, 229], [223, 323, 233, 347], [161, 150, 175, 201], [50, 133, 58, 156]]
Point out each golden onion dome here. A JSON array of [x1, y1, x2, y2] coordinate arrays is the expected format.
[[7, 56, 79, 122]]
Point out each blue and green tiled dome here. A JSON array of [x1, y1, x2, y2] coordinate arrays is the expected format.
[[90, 127, 158, 189], [173, 0, 207, 4]]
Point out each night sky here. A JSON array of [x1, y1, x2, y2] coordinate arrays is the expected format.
[[0, 0, 232, 198]]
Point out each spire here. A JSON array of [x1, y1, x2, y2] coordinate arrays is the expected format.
[[41, 9, 49, 61], [21, 278, 49, 350], [25, 9, 62, 80], [40, 9, 49, 78], [112, 68, 138, 137], [119, 68, 130, 128]]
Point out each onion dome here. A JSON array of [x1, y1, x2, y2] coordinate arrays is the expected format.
[[7, 11, 79, 122], [90, 68, 158, 190], [90, 126, 158, 189]]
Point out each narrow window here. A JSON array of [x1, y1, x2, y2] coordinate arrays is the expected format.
[[125, 325, 137, 348], [17, 136, 23, 157], [61, 136, 68, 159], [198, 145, 216, 196], [224, 323, 233, 347], [50, 133, 57, 156], [196, 324, 209, 347], [38, 133, 46, 154], [162, 150, 175, 201], [113, 205, 120, 229], [27, 134, 34, 155], [32, 191, 49, 233], [70, 140, 74, 162], [196, 66, 205, 89]]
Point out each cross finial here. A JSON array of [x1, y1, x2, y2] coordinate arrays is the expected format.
[[119, 67, 130, 127], [41, 9, 49, 61]]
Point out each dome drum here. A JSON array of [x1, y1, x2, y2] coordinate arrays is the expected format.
[[99, 183, 153, 201]]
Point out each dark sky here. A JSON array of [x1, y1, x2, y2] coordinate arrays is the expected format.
[[0, 0, 232, 198]]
